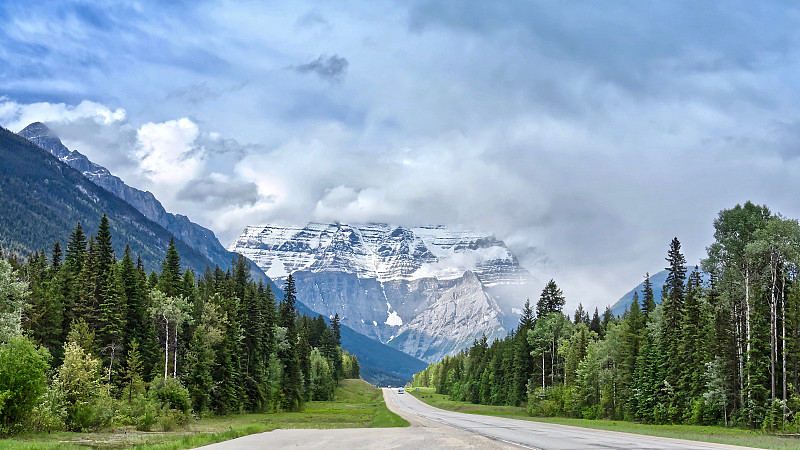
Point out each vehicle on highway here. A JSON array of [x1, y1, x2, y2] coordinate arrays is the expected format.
[[398, 387, 404, 394]]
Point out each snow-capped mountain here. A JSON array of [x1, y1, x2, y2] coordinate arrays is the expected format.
[[230, 223, 535, 362]]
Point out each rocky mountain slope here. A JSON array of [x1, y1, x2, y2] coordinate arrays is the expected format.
[[18, 122, 267, 280], [0, 125, 214, 274], [230, 223, 535, 362]]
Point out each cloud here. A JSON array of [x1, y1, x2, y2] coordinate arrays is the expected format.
[[177, 173, 260, 208], [0, 98, 126, 131], [135, 118, 201, 186], [4, 1, 800, 312], [293, 54, 349, 81]]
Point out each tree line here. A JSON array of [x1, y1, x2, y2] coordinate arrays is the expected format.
[[412, 202, 800, 431], [0, 215, 358, 435]]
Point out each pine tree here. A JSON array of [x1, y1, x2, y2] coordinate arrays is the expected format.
[[279, 274, 303, 411], [660, 237, 687, 421], [63, 223, 87, 334], [98, 262, 127, 389], [123, 341, 145, 402], [65, 223, 87, 273], [94, 215, 115, 277], [642, 273, 656, 317], [537, 280, 565, 318], [51, 241, 62, 269], [159, 238, 182, 297], [680, 266, 705, 403], [331, 313, 341, 345], [590, 307, 602, 336]]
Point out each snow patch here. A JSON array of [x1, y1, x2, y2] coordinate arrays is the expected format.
[[265, 257, 288, 279], [385, 311, 403, 327]]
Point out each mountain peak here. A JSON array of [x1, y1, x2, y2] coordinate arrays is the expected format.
[[19, 122, 58, 139], [18, 122, 71, 159]]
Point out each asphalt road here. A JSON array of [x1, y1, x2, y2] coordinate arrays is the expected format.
[[196, 388, 760, 449], [385, 388, 758, 449]]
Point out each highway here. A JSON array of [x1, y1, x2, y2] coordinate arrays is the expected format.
[[385, 388, 756, 449], [196, 388, 759, 449]]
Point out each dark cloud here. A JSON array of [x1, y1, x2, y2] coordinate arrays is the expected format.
[[176, 176, 260, 208], [293, 54, 349, 81]]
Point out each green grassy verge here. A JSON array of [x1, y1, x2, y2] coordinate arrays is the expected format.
[[1, 379, 407, 449], [408, 387, 800, 449]]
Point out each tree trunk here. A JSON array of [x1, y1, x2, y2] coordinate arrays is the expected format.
[[173, 322, 178, 378], [770, 263, 777, 404], [542, 351, 545, 389], [745, 267, 752, 410], [164, 313, 169, 380], [782, 272, 787, 423]]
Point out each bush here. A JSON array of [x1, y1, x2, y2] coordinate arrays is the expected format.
[[135, 401, 158, 432], [149, 377, 191, 414], [158, 408, 188, 432], [24, 384, 66, 433], [56, 341, 101, 431], [0, 336, 51, 434]]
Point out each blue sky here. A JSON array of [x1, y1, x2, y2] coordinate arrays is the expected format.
[[2, 0, 800, 309]]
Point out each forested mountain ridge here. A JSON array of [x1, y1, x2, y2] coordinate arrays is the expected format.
[[0, 125, 214, 274], [413, 202, 800, 431], [18, 122, 269, 282], [0, 222, 358, 433]]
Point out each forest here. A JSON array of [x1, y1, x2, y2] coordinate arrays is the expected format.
[[412, 202, 800, 431], [0, 215, 358, 435]]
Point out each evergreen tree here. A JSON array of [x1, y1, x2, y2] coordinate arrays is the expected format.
[[642, 273, 656, 317], [537, 279, 565, 318], [98, 262, 127, 389], [51, 241, 62, 269], [680, 266, 705, 404], [661, 237, 687, 421], [590, 307, 602, 336], [159, 238, 182, 297], [331, 313, 341, 345], [279, 274, 303, 410]]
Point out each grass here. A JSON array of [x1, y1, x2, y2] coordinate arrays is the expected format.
[[1, 379, 407, 449], [408, 387, 800, 449]]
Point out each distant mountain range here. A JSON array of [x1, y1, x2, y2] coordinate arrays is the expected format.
[[230, 223, 535, 362], [2, 123, 424, 385]]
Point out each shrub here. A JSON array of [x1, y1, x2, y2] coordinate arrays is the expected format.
[[135, 401, 158, 432], [56, 341, 101, 431], [0, 336, 51, 434], [24, 384, 66, 433], [149, 377, 191, 414], [158, 408, 188, 432]]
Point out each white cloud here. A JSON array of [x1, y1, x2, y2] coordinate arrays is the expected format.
[[135, 118, 201, 186], [4, 1, 800, 311], [0, 98, 126, 132]]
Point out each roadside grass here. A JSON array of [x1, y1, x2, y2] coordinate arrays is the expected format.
[[409, 387, 800, 449], [1, 379, 407, 449]]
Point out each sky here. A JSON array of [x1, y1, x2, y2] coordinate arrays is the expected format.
[[1, 0, 800, 311]]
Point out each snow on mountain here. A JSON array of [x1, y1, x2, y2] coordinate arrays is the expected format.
[[230, 223, 535, 362], [230, 223, 529, 286]]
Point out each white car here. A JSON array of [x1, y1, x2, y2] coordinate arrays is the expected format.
[[398, 387, 404, 394]]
